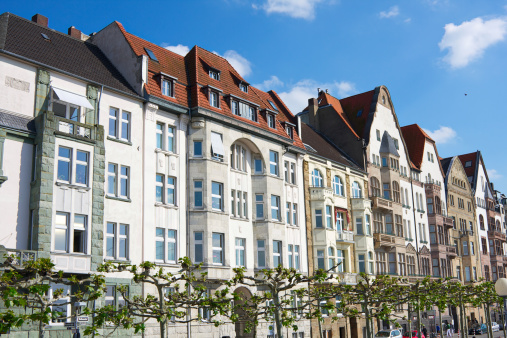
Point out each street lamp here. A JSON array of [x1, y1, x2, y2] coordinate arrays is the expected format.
[[495, 278, 507, 338]]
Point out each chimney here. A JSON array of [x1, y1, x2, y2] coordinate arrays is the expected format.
[[68, 26, 81, 39], [308, 98, 319, 129], [32, 14, 48, 27]]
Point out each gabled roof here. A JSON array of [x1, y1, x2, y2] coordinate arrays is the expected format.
[[0, 13, 137, 96], [457, 150, 494, 196], [440, 157, 453, 179], [339, 90, 376, 139], [113, 21, 188, 108], [300, 123, 361, 170], [379, 131, 399, 156]]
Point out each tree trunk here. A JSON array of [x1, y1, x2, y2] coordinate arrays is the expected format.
[[438, 309, 443, 338], [273, 292, 284, 338], [416, 300, 422, 338], [158, 286, 167, 338], [407, 303, 412, 338], [364, 301, 371, 338]]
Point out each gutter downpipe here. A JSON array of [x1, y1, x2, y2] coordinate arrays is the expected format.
[[186, 109, 192, 338]]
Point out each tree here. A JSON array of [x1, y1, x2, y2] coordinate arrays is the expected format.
[[228, 265, 342, 338], [87, 257, 231, 338], [0, 255, 105, 337]]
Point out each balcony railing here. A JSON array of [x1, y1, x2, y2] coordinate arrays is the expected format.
[[335, 272, 357, 284], [373, 233, 405, 248], [53, 115, 98, 141], [351, 198, 371, 211], [336, 230, 354, 243], [372, 196, 393, 210], [1, 249, 38, 266], [309, 187, 333, 201]]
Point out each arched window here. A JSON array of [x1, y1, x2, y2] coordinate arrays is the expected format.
[[230, 143, 248, 172], [370, 177, 381, 197], [333, 176, 344, 196], [311, 169, 323, 187], [392, 181, 400, 203], [352, 181, 362, 198]]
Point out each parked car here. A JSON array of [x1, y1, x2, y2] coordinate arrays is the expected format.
[[468, 323, 487, 335], [491, 322, 500, 332], [375, 329, 403, 338], [402, 330, 425, 338]]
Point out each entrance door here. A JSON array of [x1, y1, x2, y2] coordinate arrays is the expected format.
[[234, 287, 254, 338], [350, 317, 358, 338]]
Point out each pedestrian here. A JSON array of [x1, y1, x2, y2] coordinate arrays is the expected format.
[[446, 323, 452, 337], [422, 326, 427, 337], [436, 324, 440, 333], [450, 323, 454, 335]]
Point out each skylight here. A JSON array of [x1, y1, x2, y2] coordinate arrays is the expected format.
[[41, 33, 50, 41], [268, 100, 278, 111], [356, 109, 363, 117], [144, 48, 158, 62]]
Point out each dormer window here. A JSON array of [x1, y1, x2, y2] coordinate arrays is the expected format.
[[268, 100, 278, 111], [209, 69, 220, 80], [286, 126, 293, 139], [232, 100, 239, 115], [210, 91, 219, 108], [267, 114, 276, 129], [161, 79, 173, 97], [239, 83, 248, 93], [229, 96, 258, 122]]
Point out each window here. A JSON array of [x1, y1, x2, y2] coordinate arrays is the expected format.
[[254, 157, 263, 174], [294, 245, 300, 271], [57, 147, 71, 183], [212, 233, 224, 265], [370, 177, 381, 197], [271, 195, 280, 221], [257, 240, 266, 268], [465, 161, 472, 168], [383, 183, 391, 200], [239, 83, 248, 92], [393, 138, 399, 150], [326, 206, 333, 229], [210, 91, 219, 108], [311, 169, 323, 187], [286, 202, 291, 225], [192, 140, 203, 157], [465, 266, 471, 282], [358, 254, 366, 273], [286, 126, 293, 139], [328, 247, 335, 272], [231, 144, 247, 171], [365, 214, 371, 235], [351, 181, 362, 198], [368, 251, 374, 273], [155, 228, 165, 261], [382, 157, 388, 167], [463, 241, 468, 255], [161, 79, 173, 97], [73, 215, 86, 253], [155, 174, 164, 203], [336, 249, 344, 272], [315, 209, 323, 228], [288, 244, 293, 268], [167, 126, 175, 152], [194, 181, 203, 208], [336, 212, 344, 231], [269, 151, 279, 176], [235, 238, 246, 267], [333, 176, 344, 196], [389, 252, 396, 274], [231, 190, 248, 218], [267, 114, 276, 129], [198, 288, 211, 321], [273, 240, 282, 267], [105, 223, 127, 260], [356, 217, 363, 235], [392, 181, 400, 203], [107, 164, 129, 199], [49, 284, 71, 324], [194, 232, 203, 263], [156, 123, 163, 149], [108, 108, 130, 141], [212, 182, 223, 211], [119, 166, 129, 198], [165, 176, 175, 205], [470, 241, 475, 255], [284, 161, 289, 182], [376, 129, 380, 141], [292, 204, 298, 226], [54, 212, 69, 251], [317, 250, 325, 270], [456, 266, 461, 281], [209, 69, 220, 80], [255, 194, 264, 219], [210, 132, 224, 161]]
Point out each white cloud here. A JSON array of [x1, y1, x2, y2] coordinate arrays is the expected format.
[[212, 50, 252, 78], [254, 75, 284, 91], [257, 0, 324, 20], [379, 6, 399, 19], [163, 44, 190, 56], [488, 169, 502, 180], [439, 17, 507, 68], [422, 126, 457, 144], [276, 79, 357, 113]]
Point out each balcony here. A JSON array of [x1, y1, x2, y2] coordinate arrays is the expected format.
[[371, 196, 393, 211], [309, 187, 333, 201], [490, 254, 504, 264], [336, 230, 354, 243], [488, 229, 506, 241], [53, 115, 99, 142], [373, 232, 405, 249], [0, 248, 38, 266], [351, 198, 371, 211], [335, 272, 357, 285]]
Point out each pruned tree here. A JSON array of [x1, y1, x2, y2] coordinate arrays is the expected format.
[[0, 256, 105, 337], [87, 257, 231, 338], [227, 265, 343, 338]]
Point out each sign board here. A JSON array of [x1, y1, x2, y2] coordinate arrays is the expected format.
[[77, 316, 89, 322], [428, 315, 435, 319], [64, 322, 76, 328]]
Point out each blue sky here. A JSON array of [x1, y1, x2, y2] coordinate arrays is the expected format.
[[5, 0, 507, 193]]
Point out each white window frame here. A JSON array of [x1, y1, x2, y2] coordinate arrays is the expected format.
[[292, 204, 298, 226], [311, 169, 323, 187], [74, 150, 89, 186], [156, 122, 164, 149], [212, 233, 224, 265], [161, 78, 174, 97], [194, 180, 203, 208], [109, 108, 118, 137], [210, 91, 219, 108], [256, 194, 264, 219], [273, 240, 282, 267], [333, 176, 344, 196], [193, 140, 203, 157], [271, 195, 280, 221], [295, 245, 300, 271], [156, 174, 164, 203], [210, 132, 224, 162], [194, 232, 203, 263], [167, 126, 175, 152], [235, 238, 246, 267], [49, 284, 71, 325], [257, 239, 266, 268], [326, 206, 333, 229], [269, 150, 279, 176], [267, 114, 276, 129], [166, 176, 176, 206], [120, 111, 130, 142], [212, 181, 223, 211], [167, 230, 177, 264], [107, 163, 117, 196], [57, 146, 72, 183], [315, 209, 323, 228], [288, 244, 294, 268], [54, 212, 69, 252], [119, 165, 129, 199]]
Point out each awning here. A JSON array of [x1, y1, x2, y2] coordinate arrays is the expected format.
[[52, 87, 94, 110], [210, 132, 225, 158]]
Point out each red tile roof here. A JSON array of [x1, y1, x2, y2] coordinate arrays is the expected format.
[[115, 23, 304, 149], [339, 90, 376, 139], [457, 152, 477, 179]]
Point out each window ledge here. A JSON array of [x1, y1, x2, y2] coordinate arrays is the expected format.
[[230, 216, 249, 222], [284, 182, 298, 187], [56, 181, 91, 191], [153, 262, 179, 267], [286, 224, 300, 229], [209, 209, 227, 215], [106, 195, 131, 203], [104, 258, 131, 264], [107, 136, 132, 146], [230, 168, 248, 175], [51, 252, 91, 257], [155, 203, 178, 209], [155, 148, 179, 157]]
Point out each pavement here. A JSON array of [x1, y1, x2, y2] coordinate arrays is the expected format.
[[425, 331, 505, 338]]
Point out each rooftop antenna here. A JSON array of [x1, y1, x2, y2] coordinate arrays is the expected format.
[[326, 89, 329, 93]]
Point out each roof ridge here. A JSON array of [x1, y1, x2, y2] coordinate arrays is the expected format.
[[269, 90, 294, 117]]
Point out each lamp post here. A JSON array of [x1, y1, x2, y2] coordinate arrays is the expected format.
[[494, 278, 507, 338]]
